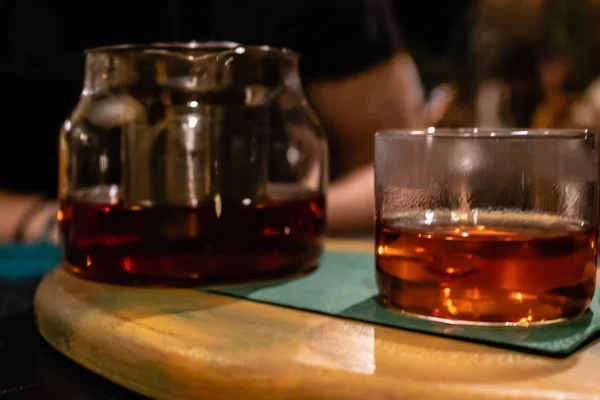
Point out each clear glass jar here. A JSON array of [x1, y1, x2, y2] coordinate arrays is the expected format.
[[58, 42, 328, 285]]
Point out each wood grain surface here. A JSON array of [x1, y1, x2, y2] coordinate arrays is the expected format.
[[34, 240, 600, 400]]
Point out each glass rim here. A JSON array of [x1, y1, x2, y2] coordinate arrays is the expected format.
[[85, 41, 300, 59], [376, 128, 596, 139]]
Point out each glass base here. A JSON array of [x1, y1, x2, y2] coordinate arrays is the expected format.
[[376, 268, 594, 326], [378, 298, 575, 327]]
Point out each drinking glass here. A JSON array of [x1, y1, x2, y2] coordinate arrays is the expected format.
[[375, 129, 599, 325]]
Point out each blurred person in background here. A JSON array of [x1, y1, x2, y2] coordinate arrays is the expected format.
[[434, 0, 600, 130], [530, 48, 576, 128], [0, 0, 453, 242]]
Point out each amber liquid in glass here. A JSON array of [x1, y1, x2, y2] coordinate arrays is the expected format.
[[60, 194, 325, 285], [376, 211, 597, 324]]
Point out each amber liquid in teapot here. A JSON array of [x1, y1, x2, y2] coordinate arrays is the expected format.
[[60, 192, 324, 285]]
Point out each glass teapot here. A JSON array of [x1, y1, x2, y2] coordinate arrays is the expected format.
[[58, 42, 328, 285]]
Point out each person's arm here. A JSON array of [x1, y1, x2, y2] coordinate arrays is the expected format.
[[309, 54, 451, 234], [307, 52, 426, 175], [0, 192, 58, 243]]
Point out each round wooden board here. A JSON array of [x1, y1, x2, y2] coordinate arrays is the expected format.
[[35, 240, 600, 400]]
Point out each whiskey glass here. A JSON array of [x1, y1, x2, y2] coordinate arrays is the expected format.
[[375, 129, 599, 325]]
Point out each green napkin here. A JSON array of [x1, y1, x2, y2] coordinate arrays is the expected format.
[[211, 251, 600, 357]]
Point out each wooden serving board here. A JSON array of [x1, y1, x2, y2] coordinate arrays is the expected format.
[[35, 240, 600, 400]]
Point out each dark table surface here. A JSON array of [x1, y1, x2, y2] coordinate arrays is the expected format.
[[0, 278, 147, 399]]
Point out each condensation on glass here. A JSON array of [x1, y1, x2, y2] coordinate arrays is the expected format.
[[375, 128, 599, 326], [59, 42, 328, 285]]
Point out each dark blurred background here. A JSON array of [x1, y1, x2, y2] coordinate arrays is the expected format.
[[3, 0, 600, 195]]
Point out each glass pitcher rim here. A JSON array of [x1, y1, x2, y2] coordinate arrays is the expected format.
[[376, 128, 597, 139], [85, 41, 299, 59]]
